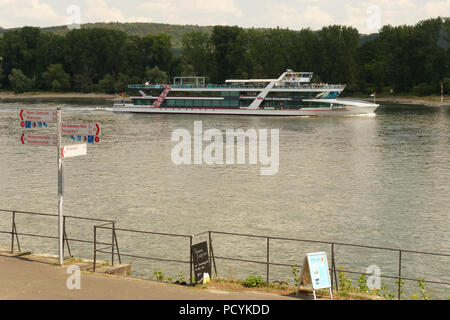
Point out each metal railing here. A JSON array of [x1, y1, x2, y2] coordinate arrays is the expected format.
[[0, 209, 115, 260], [1, 208, 449, 299], [205, 230, 450, 300], [93, 224, 195, 284]]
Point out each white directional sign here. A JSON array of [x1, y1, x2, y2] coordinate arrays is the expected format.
[[20, 132, 58, 146], [19, 109, 57, 122], [61, 143, 87, 159], [61, 122, 101, 136]]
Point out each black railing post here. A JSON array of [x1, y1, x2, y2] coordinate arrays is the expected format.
[[209, 231, 218, 277], [63, 216, 73, 258], [398, 250, 402, 300], [111, 223, 115, 266], [93, 226, 97, 272], [10, 211, 15, 254], [332, 243, 338, 292], [189, 236, 193, 285], [114, 225, 121, 264], [266, 237, 270, 284]]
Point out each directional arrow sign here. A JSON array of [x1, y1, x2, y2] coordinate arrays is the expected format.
[[19, 109, 57, 122], [61, 143, 87, 159], [20, 132, 58, 146], [61, 122, 101, 136]]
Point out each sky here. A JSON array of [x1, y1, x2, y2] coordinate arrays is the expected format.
[[0, 0, 449, 33]]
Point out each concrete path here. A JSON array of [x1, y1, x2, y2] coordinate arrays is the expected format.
[[0, 254, 301, 300]]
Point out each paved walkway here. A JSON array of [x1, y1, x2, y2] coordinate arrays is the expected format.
[[0, 254, 301, 300]]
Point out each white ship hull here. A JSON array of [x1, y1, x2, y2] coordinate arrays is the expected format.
[[113, 100, 379, 117]]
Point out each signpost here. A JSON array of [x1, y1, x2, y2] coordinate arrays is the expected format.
[[19, 108, 99, 266], [61, 143, 87, 159], [62, 122, 102, 144], [297, 252, 333, 300], [20, 132, 57, 146], [191, 241, 211, 284], [20, 109, 57, 122], [61, 122, 101, 136]]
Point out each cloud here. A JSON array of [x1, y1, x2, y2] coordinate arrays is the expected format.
[[0, 0, 65, 28], [82, 0, 126, 23], [136, 0, 243, 25], [262, 3, 334, 30], [343, 0, 448, 33]]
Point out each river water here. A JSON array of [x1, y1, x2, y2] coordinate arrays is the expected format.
[[0, 99, 449, 298]]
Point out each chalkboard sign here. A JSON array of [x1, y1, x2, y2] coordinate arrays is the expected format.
[[191, 241, 210, 284]]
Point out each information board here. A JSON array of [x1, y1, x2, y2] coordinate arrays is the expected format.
[[191, 241, 211, 285], [298, 252, 333, 300]]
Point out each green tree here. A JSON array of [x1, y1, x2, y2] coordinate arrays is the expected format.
[[210, 25, 244, 82], [182, 31, 213, 77], [144, 66, 168, 84], [8, 68, 33, 93], [0, 64, 4, 88], [42, 64, 70, 91], [98, 73, 115, 93]]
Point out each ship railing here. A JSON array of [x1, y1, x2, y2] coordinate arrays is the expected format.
[[128, 84, 346, 90]]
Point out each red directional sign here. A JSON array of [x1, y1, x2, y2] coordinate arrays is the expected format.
[[20, 132, 57, 146], [61, 143, 87, 159], [19, 109, 57, 122], [61, 122, 101, 136]]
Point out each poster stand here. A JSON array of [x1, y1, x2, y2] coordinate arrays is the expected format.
[[297, 252, 333, 300]]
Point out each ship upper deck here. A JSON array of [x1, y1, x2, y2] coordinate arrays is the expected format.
[[128, 83, 346, 91]]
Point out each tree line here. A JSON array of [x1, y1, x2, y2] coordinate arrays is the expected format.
[[0, 17, 449, 96]]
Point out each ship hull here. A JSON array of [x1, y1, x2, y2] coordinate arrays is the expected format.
[[113, 104, 378, 116]]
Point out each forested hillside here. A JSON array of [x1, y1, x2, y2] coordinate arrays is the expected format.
[[0, 18, 449, 96]]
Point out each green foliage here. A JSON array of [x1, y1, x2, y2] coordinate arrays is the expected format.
[[42, 64, 70, 91], [358, 274, 369, 293], [8, 68, 33, 93], [417, 277, 431, 300], [291, 264, 300, 287], [443, 78, 450, 93], [177, 272, 186, 283], [152, 269, 164, 281], [378, 283, 395, 299], [242, 275, 266, 288], [0, 64, 3, 88], [337, 266, 353, 292], [144, 66, 168, 84], [395, 278, 405, 299], [98, 73, 115, 94]]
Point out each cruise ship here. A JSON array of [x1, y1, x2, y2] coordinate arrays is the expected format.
[[113, 70, 379, 116]]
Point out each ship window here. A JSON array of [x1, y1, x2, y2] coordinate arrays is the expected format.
[[185, 99, 194, 107], [166, 99, 175, 107], [203, 100, 212, 107], [176, 99, 184, 106], [212, 100, 221, 107]]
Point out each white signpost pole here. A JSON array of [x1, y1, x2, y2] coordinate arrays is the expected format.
[[57, 108, 63, 266]]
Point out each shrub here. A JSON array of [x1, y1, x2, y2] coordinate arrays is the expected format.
[[242, 275, 266, 288]]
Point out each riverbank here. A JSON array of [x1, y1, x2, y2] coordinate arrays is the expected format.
[[0, 250, 385, 300], [0, 251, 300, 300]]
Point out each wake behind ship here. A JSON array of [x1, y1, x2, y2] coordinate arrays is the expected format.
[[113, 70, 379, 116]]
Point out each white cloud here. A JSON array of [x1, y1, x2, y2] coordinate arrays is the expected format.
[[0, 0, 65, 28], [262, 3, 334, 30], [82, 0, 126, 23], [136, 0, 243, 25]]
